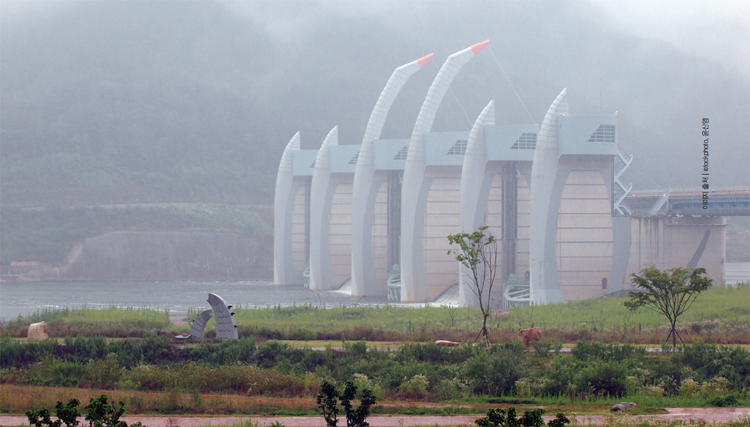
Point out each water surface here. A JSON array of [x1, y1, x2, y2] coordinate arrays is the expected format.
[[0, 280, 385, 320], [2, 262, 747, 321]]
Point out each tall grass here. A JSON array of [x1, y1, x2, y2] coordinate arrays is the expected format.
[[228, 286, 749, 343], [0, 384, 318, 415], [231, 286, 749, 332], [0, 305, 171, 337], [228, 304, 485, 335], [2, 286, 747, 343], [505, 285, 750, 331]]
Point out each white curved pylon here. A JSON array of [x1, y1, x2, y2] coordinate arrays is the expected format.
[[529, 88, 567, 304], [458, 100, 495, 307], [400, 40, 489, 303], [309, 126, 339, 291], [273, 132, 302, 285], [351, 53, 434, 298], [208, 293, 238, 340]]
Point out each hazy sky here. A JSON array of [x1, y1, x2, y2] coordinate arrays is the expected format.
[[590, 0, 749, 76], [5, 0, 749, 77], [1, 0, 747, 194]]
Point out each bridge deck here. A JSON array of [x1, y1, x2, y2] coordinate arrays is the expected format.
[[626, 188, 750, 217]]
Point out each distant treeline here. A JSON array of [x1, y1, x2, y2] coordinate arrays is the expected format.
[[0, 204, 271, 265]]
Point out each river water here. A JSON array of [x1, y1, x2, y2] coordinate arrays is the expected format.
[[1, 263, 748, 321], [0, 280, 389, 321]]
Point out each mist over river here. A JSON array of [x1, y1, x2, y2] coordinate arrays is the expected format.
[[1, 262, 747, 321]]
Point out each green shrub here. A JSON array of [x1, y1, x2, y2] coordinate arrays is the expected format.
[[461, 344, 527, 395], [181, 337, 256, 366], [709, 394, 740, 407], [433, 378, 469, 400], [253, 340, 293, 369], [395, 342, 472, 364], [24, 357, 84, 387], [0, 339, 58, 368], [82, 354, 122, 389], [573, 360, 629, 397], [538, 357, 577, 397], [67, 336, 109, 362], [531, 341, 553, 356], [398, 375, 429, 395], [672, 344, 750, 389]]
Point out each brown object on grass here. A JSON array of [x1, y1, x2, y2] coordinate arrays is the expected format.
[[27, 321, 49, 341], [518, 327, 542, 348]]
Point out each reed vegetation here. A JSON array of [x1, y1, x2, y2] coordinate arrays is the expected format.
[[2, 286, 747, 344], [1, 337, 748, 413], [0, 306, 170, 338]]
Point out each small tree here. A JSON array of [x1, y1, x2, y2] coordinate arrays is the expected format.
[[448, 226, 498, 347], [475, 406, 570, 427], [317, 381, 340, 427], [625, 266, 713, 349], [26, 398, 81, 427], [83, 395, 127, 427], [317, 380, 376, 427]]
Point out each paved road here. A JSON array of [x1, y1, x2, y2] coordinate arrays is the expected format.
[[2, 408, 749, 426]]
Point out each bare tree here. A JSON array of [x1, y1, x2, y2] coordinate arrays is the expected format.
[[448, 226, 498, 348]]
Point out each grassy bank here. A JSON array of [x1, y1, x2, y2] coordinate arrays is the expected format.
[[219, 285, 749, 343], [0, 305, 171, 338], [1, 287, 747, 415], [2, 285, 748, 344]]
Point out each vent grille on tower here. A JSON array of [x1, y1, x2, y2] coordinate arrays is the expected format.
[[393, 146, 409, 160], [588, 124, 616, 143], [511, 133, 537, 149], [447, 139, 468, 155], [349, 151, 360, 165]]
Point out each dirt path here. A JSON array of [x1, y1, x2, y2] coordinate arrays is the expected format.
[[2, 408, 748, 426]]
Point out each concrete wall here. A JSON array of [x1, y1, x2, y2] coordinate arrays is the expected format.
[[626, 216, 726, 287], [556, 169, 614, 300], [424, 176, 462, 298], [485, 174, 504, 240], [372, 182, 389, 287], [516, 166, 532, 277], [291, 186, 308, 276], [330, 183, 353, 287], [482, 173, 504, 300]]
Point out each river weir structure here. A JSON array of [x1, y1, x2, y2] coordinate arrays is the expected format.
[[273, 40, 740, 307]]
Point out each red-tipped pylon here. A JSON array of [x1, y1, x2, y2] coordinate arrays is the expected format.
[[471, 39, 489, 55], [416, 53, 434, 68]]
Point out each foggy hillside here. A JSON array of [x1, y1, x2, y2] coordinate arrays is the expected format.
[[1, 0, 748, 207]]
